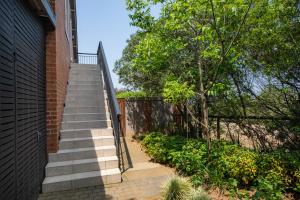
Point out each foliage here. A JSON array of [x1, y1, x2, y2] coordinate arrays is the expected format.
[[170, 140, 207, 177], [161, 176, 211, 200], [142, 132, 300, 198], [161, 177, 193, 200], [117, 0, 300, 148], [208, 141, 258, 187], [116, 90, 147, 99], [253, 178, 283, 200], [189, 187, 211, 200], [163, 80, 195, 104], [142, 132, 186, 163]]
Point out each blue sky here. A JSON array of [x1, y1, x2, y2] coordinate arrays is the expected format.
[[76, 0, 137, 88]]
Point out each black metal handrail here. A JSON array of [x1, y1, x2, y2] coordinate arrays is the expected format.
[[78, 53, 97, 64], [97, 42, 122, 169]]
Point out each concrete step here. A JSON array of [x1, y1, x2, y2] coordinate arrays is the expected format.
[[60, 128, 113, 139], [64, 106, 108, 114], [49, 146, 116, 162], [65, 99, 105, 107], [70, 63, 98, 69], [42, 168, 121, 193], [46, 156, 118, 177], [66, 96, 104, 103], [67, 89, 104, 96], [68, 84, 103, 90], [61, 120, 111, 130], [59, 136, 115, 149], [68, 80, 102, 85], [65, 102, 105, 107], [70, 70, 101, 75], [63, 113, 109, 122], [69, 75, 102, 81]]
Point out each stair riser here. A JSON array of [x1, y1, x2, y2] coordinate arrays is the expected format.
[[71, 64, 98, 67], [70, 71, 101, 76], [64, 107, 107, 114], [63, 114, 109, 122], [60, 129, 113, 139], [69, 75, 101, 81], [70, 66, 99, 71], [68, 81, 102, 85], [49, 149, 116, 162], [68, 85, 102, 90], [66, 102, 105, 107], [42, 173, 121, 193], [66, 91, 103, 97], [69, 77, 101, 82], [70, 69, 100, 72], [46, 160, 118, 177], [67, 90, 104, 96], [61, 121, 111, 130], [66, 97, 104, 103], [59, 138, 115, 149]]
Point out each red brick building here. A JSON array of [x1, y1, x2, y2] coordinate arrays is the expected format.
[[45, 0, 78, 153]]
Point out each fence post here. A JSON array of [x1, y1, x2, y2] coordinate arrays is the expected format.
[[217, 117, 221, 140]]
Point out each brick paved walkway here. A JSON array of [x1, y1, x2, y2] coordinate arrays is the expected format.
[[38, 137, 175, 200]]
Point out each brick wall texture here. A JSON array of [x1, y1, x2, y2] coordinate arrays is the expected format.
[[46, 0, 72, 153]]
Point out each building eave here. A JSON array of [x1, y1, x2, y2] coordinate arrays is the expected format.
[[27, 0, 56, 27]]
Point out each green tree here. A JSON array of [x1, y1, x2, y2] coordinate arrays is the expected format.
[[117, 0, 300, 149]]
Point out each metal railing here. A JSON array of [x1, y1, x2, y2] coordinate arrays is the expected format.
[[97, 42, 122, 169], [78, 53, 97, 64]]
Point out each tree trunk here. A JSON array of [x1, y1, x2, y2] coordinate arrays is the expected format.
[[198, 57, 210, 152]]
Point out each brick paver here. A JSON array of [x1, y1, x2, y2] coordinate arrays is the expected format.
[[38, 137, 175, 200]]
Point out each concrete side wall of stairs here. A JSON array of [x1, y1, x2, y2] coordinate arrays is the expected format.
[[42, 63, 121, 193]]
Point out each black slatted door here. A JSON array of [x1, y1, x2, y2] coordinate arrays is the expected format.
[[0, 0, 46, 199], [0, 1, 16, 199]]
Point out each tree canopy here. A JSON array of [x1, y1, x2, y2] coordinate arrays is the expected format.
[[114, 0, 300, 149]]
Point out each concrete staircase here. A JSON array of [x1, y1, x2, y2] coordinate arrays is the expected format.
[[42, 63, 121, 193]]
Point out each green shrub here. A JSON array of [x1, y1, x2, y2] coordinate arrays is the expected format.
[[161, 177, 193, 200], [208, 141, 258, 187], [171, 140, 207, 176], [256, 153, 285, 197], [142, 133, 186, 163], [116, 90, 147, 98], [142, 132, 300, 198], [253, 178, 283, 200], [294, 168, 300, 192]]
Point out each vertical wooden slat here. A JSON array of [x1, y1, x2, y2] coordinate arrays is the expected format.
[[118, 98, 126, 136]]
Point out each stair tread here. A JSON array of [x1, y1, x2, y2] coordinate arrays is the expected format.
[[63, 113, 108, 116], [43, 168, 120, 184], [64, 106, 107, 108], [60, 127, 113, 132], [46, 156, 118, 168], [61, 136, 114, 142], [62, 120, 110, 123], [55, 145, 116, 154]]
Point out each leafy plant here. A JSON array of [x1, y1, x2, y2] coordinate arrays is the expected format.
[[116, 90, 147, 98], [163, 80, 195, 104], [253, 178, 283, 200], [142, 132, 300, 198]]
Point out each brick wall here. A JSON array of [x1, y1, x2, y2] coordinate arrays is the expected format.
[[46, 0, 72, 153]]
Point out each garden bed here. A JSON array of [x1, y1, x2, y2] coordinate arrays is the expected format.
[[140, 132, 300, 199]]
